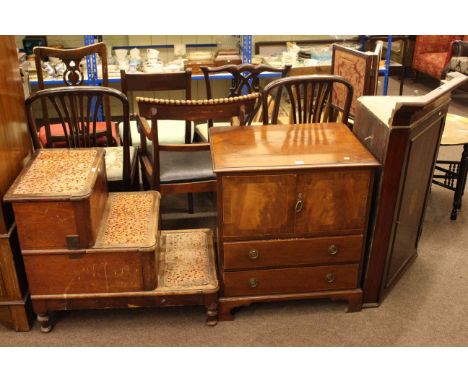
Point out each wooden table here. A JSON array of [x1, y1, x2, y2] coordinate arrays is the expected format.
[[210, 123, 380, 320]]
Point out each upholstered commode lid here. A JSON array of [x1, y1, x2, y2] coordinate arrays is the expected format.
[[93, 191, 160, 250], [4, 148, 104, 202]]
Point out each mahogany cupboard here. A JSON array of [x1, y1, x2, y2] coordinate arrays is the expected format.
[[210, 123, 380, 320], [0, 36, 34, 331], [354, 72, 468, 305]]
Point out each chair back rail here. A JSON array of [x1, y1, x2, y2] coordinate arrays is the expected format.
[[120, 69, 192, 144], [33, 43, 111, 146], [201, 63, 291, 98], [201, 63, 290, 124], [262, 75, 353, 125]]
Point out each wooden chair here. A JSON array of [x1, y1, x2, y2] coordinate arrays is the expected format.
[[198, 64, 291, 139], [262, 75, 353, 125], [201, 63, 291, 98], [136, 94, 260, 211], [32, 43, 116, 147], [332, 43, 382, 119], [120, 69, 193, 147], [25, 86, 138, 191]]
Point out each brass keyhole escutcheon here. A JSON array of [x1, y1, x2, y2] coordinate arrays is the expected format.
[[328, 244, 338, 255], [249, 249, 259, 260], [326, 273, 336, 283], [295, 193, 304, 213], [249, 278, 258, 288]]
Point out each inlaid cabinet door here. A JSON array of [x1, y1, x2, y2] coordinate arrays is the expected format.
[[222, 174, 296, 238], [294, 169, 372, 235]]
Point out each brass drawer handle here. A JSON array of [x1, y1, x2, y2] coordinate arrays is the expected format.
[[295, 193, 303, 213], [248, 249, 259, 260], [249, 278, 258, 288], [328, 244, 338, 255], [326, 273, 336, 283]]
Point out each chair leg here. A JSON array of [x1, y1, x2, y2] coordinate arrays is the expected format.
[[187, 193, 195, 214], [451, 144, 468, 220], [399, 67, 406, 95]]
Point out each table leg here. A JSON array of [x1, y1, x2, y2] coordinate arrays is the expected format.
[[451, 144, 468, 220]]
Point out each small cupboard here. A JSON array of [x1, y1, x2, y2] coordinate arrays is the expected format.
[[211, 123, 380, 320]]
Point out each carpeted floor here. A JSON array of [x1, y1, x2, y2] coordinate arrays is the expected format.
[[0, 77, 466, 346]]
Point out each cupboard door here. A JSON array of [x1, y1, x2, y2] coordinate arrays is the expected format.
[[222, 174, 296, 238], [294, 169, 371, 235]]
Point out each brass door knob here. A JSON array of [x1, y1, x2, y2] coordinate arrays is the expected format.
[[248, 249, 259, 260], [249, 278, 258, 288], [326, 273, 336, 283], [328, 244, 338, 255]]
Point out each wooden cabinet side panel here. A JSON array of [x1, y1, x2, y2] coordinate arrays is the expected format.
[[0, 36, 33, 234], [222, 174, 296, 238], [0, 234, 24, 301], [88, 160, 108, 244], [294, 169, 372, 235]]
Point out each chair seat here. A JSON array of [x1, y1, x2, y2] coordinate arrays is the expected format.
[[195, 122, 231, 142], [148, 149, 215, 184], [39, 122, 119, 147], [104, 146, 137, 182], [119, 120, 195, 147]]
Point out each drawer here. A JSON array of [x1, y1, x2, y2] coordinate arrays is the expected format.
[[223, 235, 363, 270], [223, 264, 359, 297]]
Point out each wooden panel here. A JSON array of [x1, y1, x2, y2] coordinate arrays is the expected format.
[[222, 174, 296, 238], [223, 264, 359, 297], [24, 250, 156, 295], [294, 169, 372, 235], [223, 234, 363, 270], [0, 37, 32, 233], [386, 118, 444, 286], [14, 201, 79, 250]]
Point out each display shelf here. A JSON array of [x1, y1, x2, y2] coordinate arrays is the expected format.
[[29, 71, 283, 87]]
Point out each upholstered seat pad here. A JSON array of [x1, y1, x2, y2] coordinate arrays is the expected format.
[[447, 57, 468, 75], [119, 120, 194, 147], [147, 149, 215, 183], [104, 146, 136, 181], [39, 122, 119, 147]]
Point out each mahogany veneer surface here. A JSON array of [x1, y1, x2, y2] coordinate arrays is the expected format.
[[211, 123, 378, 173]]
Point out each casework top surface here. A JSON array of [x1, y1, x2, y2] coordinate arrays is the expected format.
[[210, 123, 380, 173]]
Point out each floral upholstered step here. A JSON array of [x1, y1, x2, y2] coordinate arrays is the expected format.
[[158, 229, 218, 292], [93, 191, 160, 249], [9, 148, 100, 197]]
